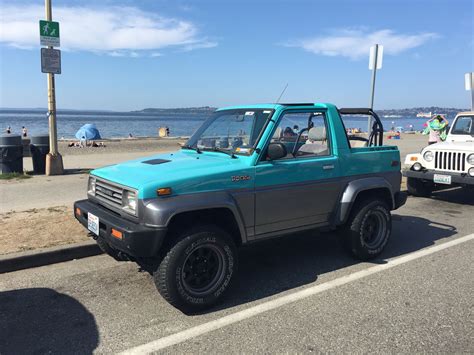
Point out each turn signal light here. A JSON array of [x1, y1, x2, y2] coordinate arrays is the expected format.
[[75, 207, 81, 216], [410, 156, 418, 161], [157, 187, 172, 196], [111, 229, 123, 240]]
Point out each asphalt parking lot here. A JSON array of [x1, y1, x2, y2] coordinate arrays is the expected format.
[[1, 187, 473, 354]]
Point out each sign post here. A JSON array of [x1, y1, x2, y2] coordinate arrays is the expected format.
[[368, 44, 383, 134], [465, 72, 474, 111], [42, 0, 63, 175]]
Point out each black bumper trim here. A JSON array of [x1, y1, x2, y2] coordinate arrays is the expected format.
[[74, 199, 167, 258], [403, 170, 474, 186]]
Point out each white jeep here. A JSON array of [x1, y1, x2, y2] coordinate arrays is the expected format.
[[403, 111, 474, 197]]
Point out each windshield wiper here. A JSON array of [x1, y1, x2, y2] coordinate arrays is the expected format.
[[181, 145, 202, 154], [205, 147, 237, 159]]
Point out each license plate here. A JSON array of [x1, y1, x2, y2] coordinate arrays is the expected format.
[[434, 174, 452, 185], [88, 212, 99, 235]]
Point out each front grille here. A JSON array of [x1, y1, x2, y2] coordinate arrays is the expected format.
[[94, 178, 123, 209], [434, 151, 466, 172]]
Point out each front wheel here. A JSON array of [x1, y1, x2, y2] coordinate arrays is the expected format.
[[153, 225, 238, 313], [342, 198, 392, 260]]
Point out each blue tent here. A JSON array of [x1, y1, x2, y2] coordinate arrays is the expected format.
[[75, 124, 101, 140]]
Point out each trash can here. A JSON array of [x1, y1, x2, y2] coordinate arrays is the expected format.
[[30, 135, 50, 174], [0, 134, 23, 174]]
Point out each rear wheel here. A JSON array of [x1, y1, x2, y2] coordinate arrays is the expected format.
[[407, 177, 433, 197], [342, 198, 392, 260], [153, 225, 237, 313]]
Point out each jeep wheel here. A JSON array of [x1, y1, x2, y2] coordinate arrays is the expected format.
[[342, 198, 392, 260], [407, 177, 433, 197], [153, 225, 237, 313]]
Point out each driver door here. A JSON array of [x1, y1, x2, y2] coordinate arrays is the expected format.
[[254, 110, 342, 236]]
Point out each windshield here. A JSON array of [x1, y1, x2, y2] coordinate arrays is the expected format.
[[184, 109, 274, 155], [450, 115, 474, 136]]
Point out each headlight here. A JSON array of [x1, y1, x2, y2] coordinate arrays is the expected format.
[[122, 190, 137, 213], [469, 168, 474, 177], [88, 176, 96, 194], [423, 151, 434, 162], [467, 154, 474, 165]]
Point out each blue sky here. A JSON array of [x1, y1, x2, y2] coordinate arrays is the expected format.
[[0, 0, 472, 111]]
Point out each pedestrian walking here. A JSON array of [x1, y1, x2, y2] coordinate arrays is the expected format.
[[5, 126, 11, 134], [22, 126, 28, 137]]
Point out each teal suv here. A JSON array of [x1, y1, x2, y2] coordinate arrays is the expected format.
[[74, 103, 406, 312]]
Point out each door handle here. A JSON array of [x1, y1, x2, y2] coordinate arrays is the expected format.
[[323, 165, 334, 170]]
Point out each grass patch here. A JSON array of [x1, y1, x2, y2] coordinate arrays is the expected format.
[[0, 172, 32, 180]]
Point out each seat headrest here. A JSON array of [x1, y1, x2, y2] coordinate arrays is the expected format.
[[273, 127, 282, 139], [308, 126, 326, 141]]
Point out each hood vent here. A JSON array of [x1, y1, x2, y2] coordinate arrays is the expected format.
[[142, 159, 171, 165]]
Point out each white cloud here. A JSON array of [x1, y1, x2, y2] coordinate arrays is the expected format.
[[0, 3, 217, 56], [284, 28, 438, 59]]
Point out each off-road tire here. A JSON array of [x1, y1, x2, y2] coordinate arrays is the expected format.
[[342, 198, 392, 260], [153, 225, 237, 313], [407, 177, 433, 197]]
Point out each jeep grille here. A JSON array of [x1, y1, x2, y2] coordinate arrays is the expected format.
[[434, 151, 466, 172]]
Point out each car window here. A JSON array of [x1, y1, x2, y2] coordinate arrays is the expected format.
[[270, 111, 330, 160], [451, 116, 473, 135]]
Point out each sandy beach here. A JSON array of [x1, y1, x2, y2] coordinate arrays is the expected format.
[[0, 133, 428, 255]]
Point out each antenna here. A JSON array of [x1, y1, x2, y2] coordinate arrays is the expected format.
[[275, 83, 288, 104]]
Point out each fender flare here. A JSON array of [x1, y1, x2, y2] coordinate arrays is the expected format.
[[335, 177, 395, 225], [140, 191, 248, 243]]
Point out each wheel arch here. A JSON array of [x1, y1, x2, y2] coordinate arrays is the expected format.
[[142, 191, 247, 246], [335, 177, 395, 225]]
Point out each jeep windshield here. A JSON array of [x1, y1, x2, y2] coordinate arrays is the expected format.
[[184, 109, 274, 155], [451, 115, 474, 136]]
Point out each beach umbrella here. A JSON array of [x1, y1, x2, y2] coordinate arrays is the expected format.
[[75, 124, 101, 140]]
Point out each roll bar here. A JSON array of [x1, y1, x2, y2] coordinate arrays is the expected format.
[[339, 108, 384, 146]]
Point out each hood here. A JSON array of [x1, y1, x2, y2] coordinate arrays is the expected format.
[[424, 140, 474, 152], [91, 150, 253, 198]]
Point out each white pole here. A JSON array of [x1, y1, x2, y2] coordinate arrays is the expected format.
[[368, 44, 379, 134]]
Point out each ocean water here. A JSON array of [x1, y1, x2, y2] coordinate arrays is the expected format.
[[0, 109, 448, 139]]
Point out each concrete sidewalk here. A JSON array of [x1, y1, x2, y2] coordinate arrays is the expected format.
[[0, 150, 167, 213]]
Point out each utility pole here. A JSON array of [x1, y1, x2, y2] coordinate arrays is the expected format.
[[368, 44, 383, 134], [465, 72, 474, 111], [44, 0, 63, 175]]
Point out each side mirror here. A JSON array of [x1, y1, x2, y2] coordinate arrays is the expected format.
[[266, 143, 287, 160]]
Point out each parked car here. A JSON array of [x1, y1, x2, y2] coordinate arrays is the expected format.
[[74, 103, 406, 312], [404, 111, 474, 196]]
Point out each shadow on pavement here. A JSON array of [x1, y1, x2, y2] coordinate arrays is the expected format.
[[0, 288, 99, 354], [210, 215, 456, 313], [430, 187, 474, 206]]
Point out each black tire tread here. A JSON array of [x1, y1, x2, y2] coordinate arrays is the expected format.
[[342, 197, 391, 260]]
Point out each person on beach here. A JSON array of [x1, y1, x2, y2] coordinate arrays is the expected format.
[[5, 126, 11, 134], [423, 115, 448, 145], [22, 126, 27, 137], [165, 127, 170, 137]]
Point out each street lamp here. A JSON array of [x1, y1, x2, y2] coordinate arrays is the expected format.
[[465, 72, 474, 111], [368, 44, 383, 134]]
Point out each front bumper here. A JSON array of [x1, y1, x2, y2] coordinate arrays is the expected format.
[[403, 169, 474, 186], [74, 199, 167, 258]]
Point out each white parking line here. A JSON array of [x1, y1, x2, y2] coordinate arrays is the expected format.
[[121, 233, 474, 355]]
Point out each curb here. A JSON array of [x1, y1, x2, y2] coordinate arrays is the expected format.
[[0, 241, 103, 274]]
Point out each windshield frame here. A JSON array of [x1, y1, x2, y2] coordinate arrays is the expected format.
[[184, 108, 275, 156]]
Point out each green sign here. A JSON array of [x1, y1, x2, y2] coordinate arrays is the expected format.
[[39, 20, 60, 47]]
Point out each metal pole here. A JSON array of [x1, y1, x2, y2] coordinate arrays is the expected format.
[[45, 0, 63, 174], [471, 75, 474, 111], [368, 44, 378, 135]]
